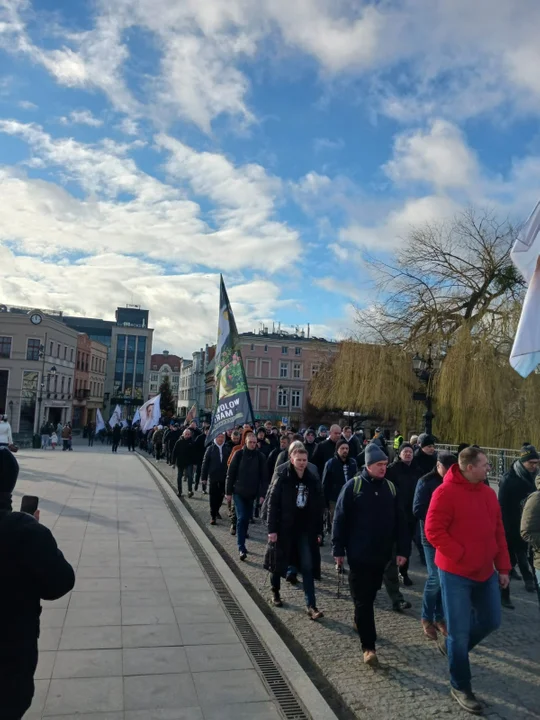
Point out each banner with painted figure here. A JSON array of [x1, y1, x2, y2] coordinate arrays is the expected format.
[[95, 409, 106, 434], [208, 276, 255, 443], [138, 394, 161, 433]]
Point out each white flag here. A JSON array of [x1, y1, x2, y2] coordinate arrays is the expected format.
[[132, 408, 141, 425], [139, 394, 161, 432], [109, 404, 122, 427], [95, 409, 106, 434], [510, 200, 540, 377]]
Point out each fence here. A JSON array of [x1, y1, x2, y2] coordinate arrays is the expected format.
[[436, 444, 521, 484]]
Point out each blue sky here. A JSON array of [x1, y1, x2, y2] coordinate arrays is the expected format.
[[1, 0, 540, 355]]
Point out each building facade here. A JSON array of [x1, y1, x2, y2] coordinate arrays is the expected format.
[[0, 306, 77, 435], [63, 306, 153, 419], [178, 349, 207, 419], [149, 351, 182, 404], [72, 334, 107, 428]]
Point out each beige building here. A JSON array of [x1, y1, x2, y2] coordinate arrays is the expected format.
[[0, 306, 78, 436], [72, 333, 108, 428]]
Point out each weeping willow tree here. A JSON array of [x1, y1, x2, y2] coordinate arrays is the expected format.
[[311, 208, 540, 447]]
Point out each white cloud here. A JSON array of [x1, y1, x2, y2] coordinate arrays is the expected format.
[[60, 109, 103, 127], [118, 117, 138, 135], [314, 137, 344, 153], [314, 276, 367, 304], [17, 99, 37, 110]]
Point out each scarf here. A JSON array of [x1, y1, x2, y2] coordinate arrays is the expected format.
[[513, 460, 537, 491]]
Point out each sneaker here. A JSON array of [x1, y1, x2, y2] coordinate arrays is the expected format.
[[437, 634, 448, 657], [401, 574, 413, 587], [392, 600, 412, 612], [435, 620, 448, 637], [271, 589, 283, 607], [422, 620, 438, 641], [230, 526, 236, 536], [525, 579, 536, 593], [306, 606, 324, 621], [450, 688, 483, 715], [188, 491, 194, 498], [510, 567, 522, 581], [240, 551, 247, 561], [285, 574, 298, 585], [363, 650, 379, 666]]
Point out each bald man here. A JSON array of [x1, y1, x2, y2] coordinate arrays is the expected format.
[[314, 424, 343, 477]]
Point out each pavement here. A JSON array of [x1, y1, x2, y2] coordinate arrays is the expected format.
[[145, 453, 540, 720], [13, 442, 334, 720]]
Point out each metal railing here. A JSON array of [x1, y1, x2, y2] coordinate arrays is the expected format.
[[436, 444, 520, 484]]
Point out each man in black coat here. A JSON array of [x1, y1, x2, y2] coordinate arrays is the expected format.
[[303, 428, 318, 462], [342, 426, 361, 458], [0, 448, 75, 719], [226, 432, 268, 560], [112, 423, 122, 453], [201, 432, 231, 524], [172, 429, 195, 498], [267, 435, 290, 476], [256, 427, 272, 458], [314, 424, 342, 476], [414, 434, 438, 475], [192, 428, 208, 492], [499, 445, 539, 602], [322, 440, 358, 526]]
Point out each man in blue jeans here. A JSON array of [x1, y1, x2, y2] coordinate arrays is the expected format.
[[426, 447, 511, 715], [226, 432, 267, 561], [413, 451, 457, 640]]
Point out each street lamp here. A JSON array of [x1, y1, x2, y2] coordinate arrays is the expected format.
[[413, 344, 436, 435]]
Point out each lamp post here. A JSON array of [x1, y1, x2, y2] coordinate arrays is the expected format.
[[8, 400, 13, 424], [412, 344, 437, 436]]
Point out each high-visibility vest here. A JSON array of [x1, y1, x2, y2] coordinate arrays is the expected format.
[[393, 435, 403, 450]]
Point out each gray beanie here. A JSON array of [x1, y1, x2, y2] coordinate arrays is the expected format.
[[365, 443, 388, 467]]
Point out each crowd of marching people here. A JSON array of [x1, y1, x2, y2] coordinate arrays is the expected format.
[[138, 417, 540, 716]]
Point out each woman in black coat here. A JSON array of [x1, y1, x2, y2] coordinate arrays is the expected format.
[[263, 446, 324, 619]]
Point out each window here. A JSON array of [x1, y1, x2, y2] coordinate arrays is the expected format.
[[26, 338, 41, 361], [311, 363, 321, 376], [264, 344, 268, 352], [150, 384, 157, 392], [295, 347, 301, 356], [250, 343, 254, 351], [49, 341, 53, 356], [281, 346, 288, 354], [293, 362, 302, 379], [278, 388, 288, 407], [70, 348, 74, 363], [64, 346, 67, 360], [19, 371, 38, 433], [0, 337, 12, 359], [291, 390, 301, 408], [61, 376, 65, 393], [279, 361, 288, 378], [57, 343, 60, 357], [151, 374, 158, 382], [67, 377, 71, 394]]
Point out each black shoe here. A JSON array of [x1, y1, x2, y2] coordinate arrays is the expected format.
[[525, 579, 536, 593], [393, 600, 412, 612], [240, 551, 247, 561], [210, 519, 216, 526], [230, 526, 236, 536], [401, 574, 413, 587], [450, 688, 483, 715], [188, 491, 194, 498], [437, 634, 448, 657], [271, 589, 283, 607], [501, 595, 515, 610], [510, 567, 521, 581], [286, 574, 298, 585]]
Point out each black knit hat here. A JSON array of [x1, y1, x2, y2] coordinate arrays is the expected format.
[[398, 442, 413, 454], [420, 434, 437, 448], [0, 448, 19, 493], [520, 445, 540, 463]]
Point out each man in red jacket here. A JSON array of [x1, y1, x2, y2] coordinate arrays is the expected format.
[[425, 446, 510, 716]]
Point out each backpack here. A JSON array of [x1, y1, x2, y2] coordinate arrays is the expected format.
[[352, 475, 396, 498]]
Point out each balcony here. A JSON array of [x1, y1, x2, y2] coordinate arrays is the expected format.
[[75, 389, 91, 400]]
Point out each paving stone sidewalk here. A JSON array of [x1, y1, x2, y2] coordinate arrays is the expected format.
[[14, 445, 289, 720], [151, 457, 540, 720]]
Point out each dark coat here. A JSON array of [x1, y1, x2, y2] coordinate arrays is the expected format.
[[322, 455, 358, 504], [412, 468, 443, 544], [414, 447, 437, 476], [386, 459, 422, 523], [0, 509, 75, 717], [521, 481, 540, 570], [166, 428, 181, 449], [172, 437, 193, 468], [313, 438, 337, 476], [192, 432, 207, 465], [263, 464, 323, 579], [201, 443, 231, 486], [304, 440, 317, 463], [226, 447, 268, 500], [267, 447, 287, 476], [257, 438, 272, 458], [499, 463, 537, 552], [332, 468, 410, 568], [343, 434, 361, 458], [112, 425, 122, 441]]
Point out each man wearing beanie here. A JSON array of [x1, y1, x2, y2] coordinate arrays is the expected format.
[[498, 444, 539, 604], [414, 433, 438, 475], [332, 443, 409, 666], [0, 448, 75, 719], [322, 439, 358, 530]]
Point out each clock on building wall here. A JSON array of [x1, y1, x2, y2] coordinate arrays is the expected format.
[[30, 313, 43, 325]]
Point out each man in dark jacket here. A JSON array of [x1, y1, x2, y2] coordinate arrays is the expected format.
[[342, 426, 361, 458], [315, 425, 328, 444], [499, 445, 539, 603], [192, 428, 208, 492], [303, 428, 318, 462], [314, 424, 341, 476], [268, 435, 290, 476], [112, 423, 122, 453], [413, 451, 457, 639], [201, 432, 231, 524], [322, 440, 357, 526], [226, 432, 268, 560], [414, 433, 437, 475], [0, 448, 75, 719], [256, 427, 272, 458], [386, 442, 424, 582], [172, 429, 194, 498], [332, 444, 409, 666]]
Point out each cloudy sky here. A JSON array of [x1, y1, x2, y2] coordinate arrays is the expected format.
[[1, 0, 540, 356]]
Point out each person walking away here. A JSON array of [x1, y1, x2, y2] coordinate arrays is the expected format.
[[112, 423, 122, 453], [56, 421, 63, 439], [201, 432, 231, 524], [0, 414, 13, 448], [172, 429, 194, 498], [87, 422, 95, 447], [50, 431, 58, 450], [520, 474, 540, 608], [153, 425, 164, 461], [498, 445, 539, 607], [61, 424, 72, 451], [425, 446, 511, 715], [226, 432, 268, 561], [192, 427, 208, 492], [314, 424, 342, 477], [40, 422, 50, 450], [414, 434, 437, 475], [126, 422, 136, 452], [332, 444, 409, 666], [413, 452, 457, 640], [0, 447, 75, 720], [386, 442, 424, 584], [322, 439, 357, 532], [264, 447, 324, 619]]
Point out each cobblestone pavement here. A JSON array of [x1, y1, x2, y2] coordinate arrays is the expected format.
[[151, 458, 540, 720]]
